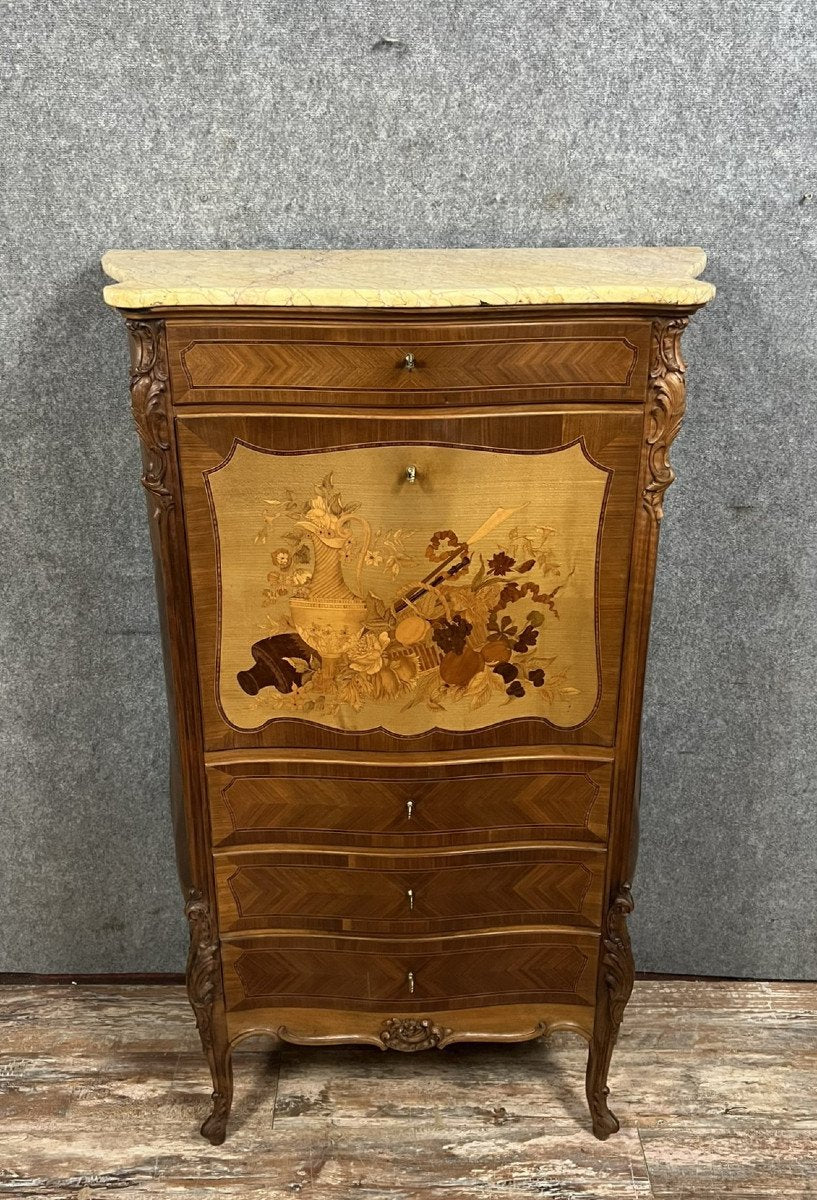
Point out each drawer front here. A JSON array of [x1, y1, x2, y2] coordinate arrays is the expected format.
[[169, 317, 651, 404], [208, 761, 612, 849], [221, 931, 599, 1011], [214, 847, 606, 934], [178, 409, 641, 752]]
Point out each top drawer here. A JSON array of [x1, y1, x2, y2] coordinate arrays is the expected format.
[[167, 317, 651, 404]]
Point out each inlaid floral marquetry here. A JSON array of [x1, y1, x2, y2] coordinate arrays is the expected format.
[[206, 439, 610, 735]]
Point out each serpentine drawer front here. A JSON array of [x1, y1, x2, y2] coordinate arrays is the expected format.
[[220, 931, 601, 1012], [103, 246, 713, 1144], [206, 758, 613, 848], [213, 846, 607, 934]]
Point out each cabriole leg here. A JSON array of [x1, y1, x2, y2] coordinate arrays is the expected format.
[[200, 1040, 234, 1145], [185, 889, 234, 1144], [586, 884, 634, 1140]]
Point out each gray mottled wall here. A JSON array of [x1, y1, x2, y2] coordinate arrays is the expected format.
[[1, 0, 815, 977]]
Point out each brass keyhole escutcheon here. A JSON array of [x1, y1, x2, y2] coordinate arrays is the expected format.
[[406, 799, 414, 820], [402, 352, 416, 371], [407, 888, 414, 911], [405, 465, 417, 484], [407, 971, 415, 995]]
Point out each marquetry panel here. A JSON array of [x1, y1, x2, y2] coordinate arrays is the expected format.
[[221, 930, 600, 1012], [214, 846, 606, 934], [166, 315, 652, 405], [207, 759, 612, 848], [177, 408, 642, 752]]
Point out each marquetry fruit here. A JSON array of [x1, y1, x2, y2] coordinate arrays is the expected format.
[[493, 661, 519, 684], [439, 647, 482, 686], [481, 639, 512, 664], [395, 614, 430, 646]]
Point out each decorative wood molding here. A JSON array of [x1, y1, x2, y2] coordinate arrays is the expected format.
[[379, 1017, 453, 1052], [586, 883, 635, 1139], [127, 319, 173, 521], [643, 317, 689, 523], [275, 1017, 580, 1052]]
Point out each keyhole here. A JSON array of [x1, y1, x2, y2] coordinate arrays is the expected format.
[[407, 971, 415, 995], [407, 888, 414, 911]]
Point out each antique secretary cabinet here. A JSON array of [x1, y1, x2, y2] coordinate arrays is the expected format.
[[103, 248, 713, 1143]]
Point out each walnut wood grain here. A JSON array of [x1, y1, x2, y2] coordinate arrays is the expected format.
[[207, 759, 612, 849], [180, 333, 640, 394], [167, 314, 652, 405], [213, 845, 606, 935], [220, 930, 600, 1013]]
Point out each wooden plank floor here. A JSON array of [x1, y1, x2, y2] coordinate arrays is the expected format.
[[0, 980, 815, 1198]]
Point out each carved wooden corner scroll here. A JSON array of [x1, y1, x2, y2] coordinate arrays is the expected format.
[[643, 317, 689, 523], [127, 319, 173, 523]]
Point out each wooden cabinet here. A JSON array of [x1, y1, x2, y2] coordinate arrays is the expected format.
[[104, 247, 713, 1145]]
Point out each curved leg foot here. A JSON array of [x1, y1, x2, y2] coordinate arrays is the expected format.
[[201, 1080, 232, 1145], [197, 1007, 233, 1144], [592, 1104, 620, 1141], [585, 884, 635, 1140], [185, 890, 234, 1144], [586, 1048, 620, 1140]]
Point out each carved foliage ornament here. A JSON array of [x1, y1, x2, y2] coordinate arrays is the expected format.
[[185, 889, 220, 1052], [379, 1017, 453, 1052], [601, 884, 635, 1032], [643, 317, 689, 523], [586, 883, 635, 1138], [127, 319, 173, 520]]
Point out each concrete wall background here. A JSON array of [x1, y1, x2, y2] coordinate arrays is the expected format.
[[1, 0, 815, 976]]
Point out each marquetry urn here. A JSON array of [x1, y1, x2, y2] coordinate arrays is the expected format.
[[103, 247, 714, 1143]]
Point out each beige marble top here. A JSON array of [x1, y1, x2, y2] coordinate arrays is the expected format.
[[101, 247, 714, 310]]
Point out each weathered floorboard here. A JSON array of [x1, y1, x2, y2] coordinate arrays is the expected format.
[[0, 979, 814, 1198]]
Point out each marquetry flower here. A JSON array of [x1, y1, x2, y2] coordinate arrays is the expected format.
[[297, 495, 347, 547], [488, 551, 515, 576], [364, 549, 383, 567], [273, 548, 292, 569], [347, 630, 391, 675]]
